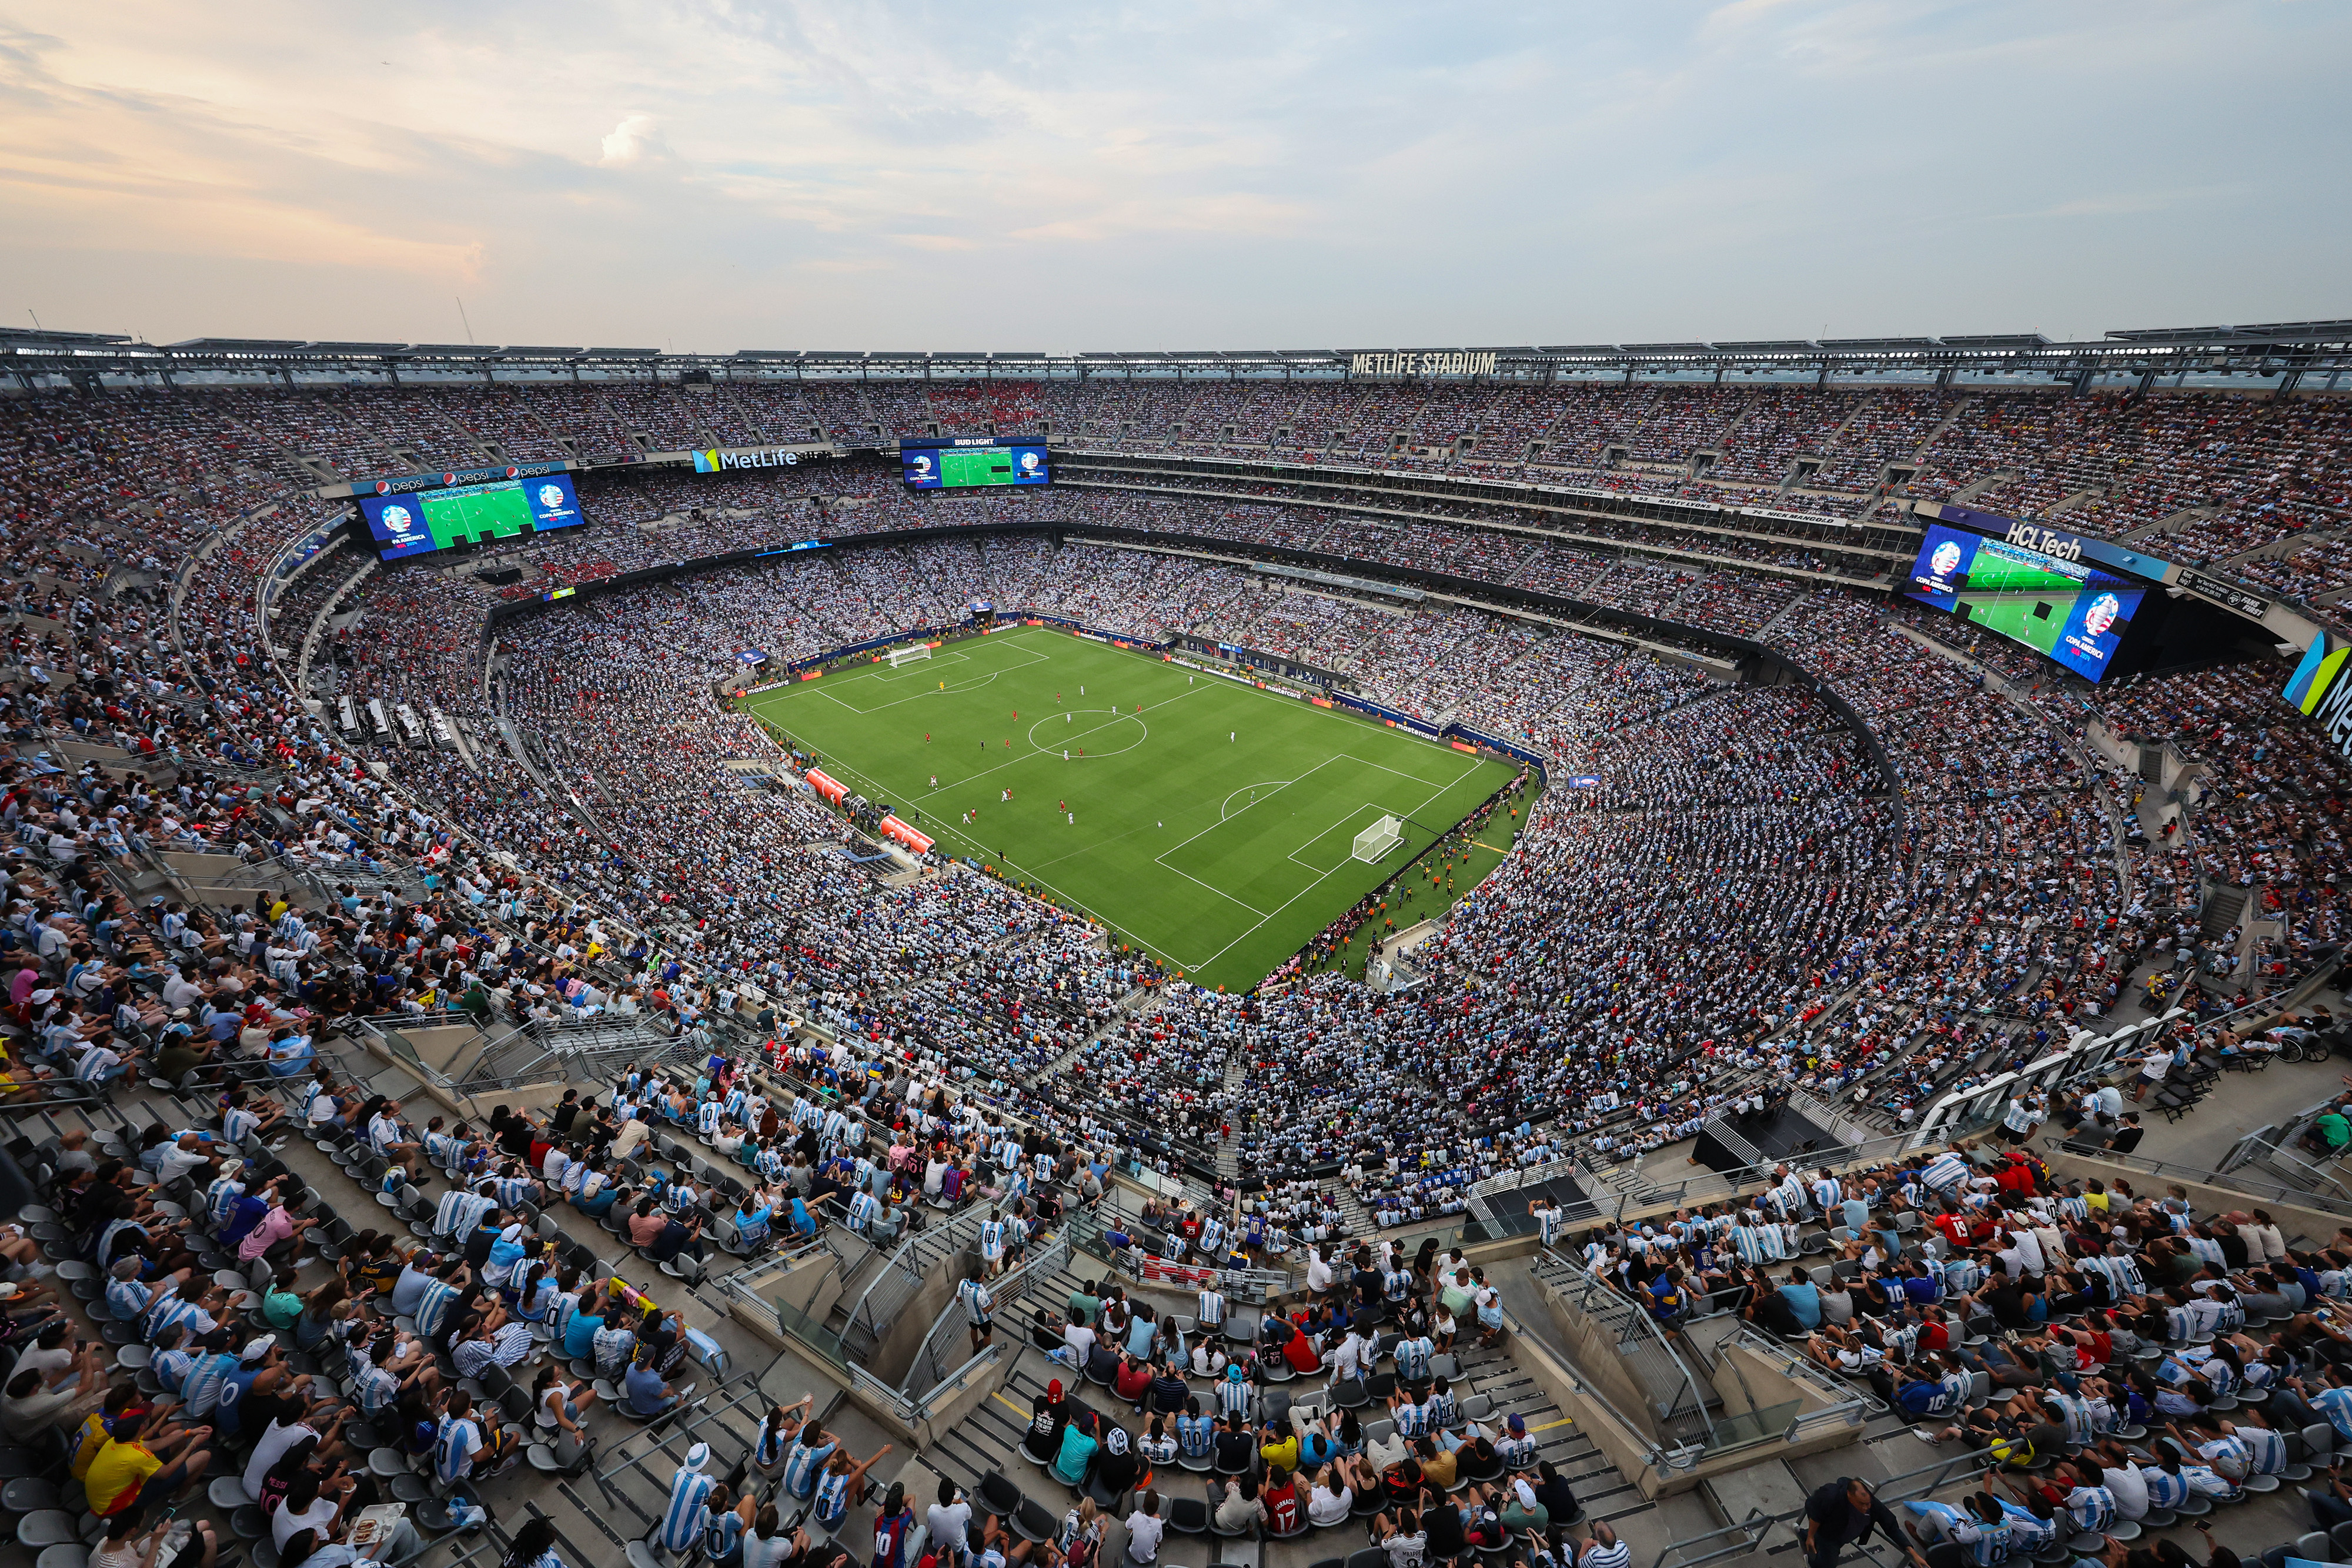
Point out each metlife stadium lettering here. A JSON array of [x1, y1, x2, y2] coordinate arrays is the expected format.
[[2314, 667, 2352, 758], [1349, 352, 1499, 377], [693, 447, 807, 473], [2287, 634, 2352, 763], [2002, 521, 2085, 563]]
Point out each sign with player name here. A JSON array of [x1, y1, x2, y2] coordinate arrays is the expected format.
[[1348, 350, 1499, 377]]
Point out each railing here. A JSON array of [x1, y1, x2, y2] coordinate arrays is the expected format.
[[840, 1207, 988, 1358], [1644, 1446, 2002, 1568], [1710, 1320, 1885, 1419], [903, 1233, 1071, 1397], [349, 1017, 462, 1095], [1068, 1211, 1295, 1302], [2050, 1135, 2351, 1210], [709, 1233, 837, 1302], [1467, 1154, 1601, 1208], [1531, 1253, 1718, 1445], [1578, 1127, 1926, 1221], [1918, 948, 2346, 1141], [770, 1294, 853, 1372]]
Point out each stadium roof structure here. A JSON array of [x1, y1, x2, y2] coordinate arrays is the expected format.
[[2, 319, 2346, 385]]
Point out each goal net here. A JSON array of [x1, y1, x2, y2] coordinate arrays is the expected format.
[[886, 644, 933, 668], [1352, 814, 1404, 863]]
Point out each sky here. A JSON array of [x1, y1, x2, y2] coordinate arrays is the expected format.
[[2, 1, 2346, 354]]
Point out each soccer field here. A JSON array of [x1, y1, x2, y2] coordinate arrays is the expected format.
[[736, 627, 1519, 992], [423, 484, 537, 549]]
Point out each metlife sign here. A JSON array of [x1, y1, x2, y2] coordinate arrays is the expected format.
[[2284, 633, 2352, 760], [692, 446, 816, 473], [1349, 351, 1500, 377]]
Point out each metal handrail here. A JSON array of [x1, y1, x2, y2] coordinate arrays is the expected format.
[[2044, 1134, 2350, 1210], [1713, 1320, 1887, 1417], [904, 1233, 1071, 1399], [1531, 1252, 1719, 1444], [1643, 1445, 2002, 1568]]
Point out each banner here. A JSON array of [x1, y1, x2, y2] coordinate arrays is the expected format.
[[804, 768, 847, 805], [2177, 568, 2269, 619], [1134, 1256, 1223, 1291], [878, 815, 934, 854], [359, 460, 567, 496], [1917, 502, 2172, 585], [692, 446, 815, 473]]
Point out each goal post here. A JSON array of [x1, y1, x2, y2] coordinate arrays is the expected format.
[[1352, 814, 1404, 864], [886, 643, 933, 669]]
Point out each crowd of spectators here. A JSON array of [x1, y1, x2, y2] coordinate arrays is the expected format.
[[4, 379, 2351, 1225]]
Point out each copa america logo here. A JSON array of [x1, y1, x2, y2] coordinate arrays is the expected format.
[[382, 504, 413, 529], [538, 483, 565, 509]]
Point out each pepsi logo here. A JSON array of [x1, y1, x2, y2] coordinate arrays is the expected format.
[[375, 481, 390, 494], [443, 473, 456, 485], [506, 467, 519, 479]]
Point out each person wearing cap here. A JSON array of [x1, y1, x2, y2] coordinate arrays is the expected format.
[[625, 1343, 682, 1418], [1500, 1475, 1549, 1534], [662, 1442, 721, 1552], [1496, 1410, 1536, 1470]]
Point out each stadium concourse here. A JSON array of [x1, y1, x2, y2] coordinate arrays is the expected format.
[[4, 363, 2352, 1568]]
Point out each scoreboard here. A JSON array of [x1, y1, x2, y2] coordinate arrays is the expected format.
[[900, 437, 1049, 490]]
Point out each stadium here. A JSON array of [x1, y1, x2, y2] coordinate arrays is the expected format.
[[6, 10, 2352, 1568], [8, 320, 2352, 1568]]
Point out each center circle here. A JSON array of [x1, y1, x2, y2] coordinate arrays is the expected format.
[[1026, 709, 1148, 757]]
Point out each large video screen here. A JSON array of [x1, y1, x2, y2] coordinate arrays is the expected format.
[[1902, 521, 2144, 682], [901, 442, 1049, 490], [355, 474, 584, 561]]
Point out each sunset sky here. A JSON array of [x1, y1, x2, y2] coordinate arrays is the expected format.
[[4, 1, 2345, 351]]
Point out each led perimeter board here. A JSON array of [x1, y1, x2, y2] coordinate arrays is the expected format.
[[1902, 521, 2144, 682], [900, 436, 1049, 490], [355, 474, 584, 561]]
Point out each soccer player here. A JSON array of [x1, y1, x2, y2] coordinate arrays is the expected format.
[[923, 733, 930, 743]]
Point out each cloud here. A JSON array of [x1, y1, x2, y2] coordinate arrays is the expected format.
[[0, 1, 2345, 349], [599, 113, 674, 168]]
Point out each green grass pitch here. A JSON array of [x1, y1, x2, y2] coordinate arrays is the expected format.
[[1959, 546, 2085, 594], [424, 484, 536, 549], [736, 627, 1519, 992], [1955, 591, 2068, 654]]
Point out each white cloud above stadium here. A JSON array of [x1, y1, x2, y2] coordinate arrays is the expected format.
[[1, 0, 2346, 349]]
